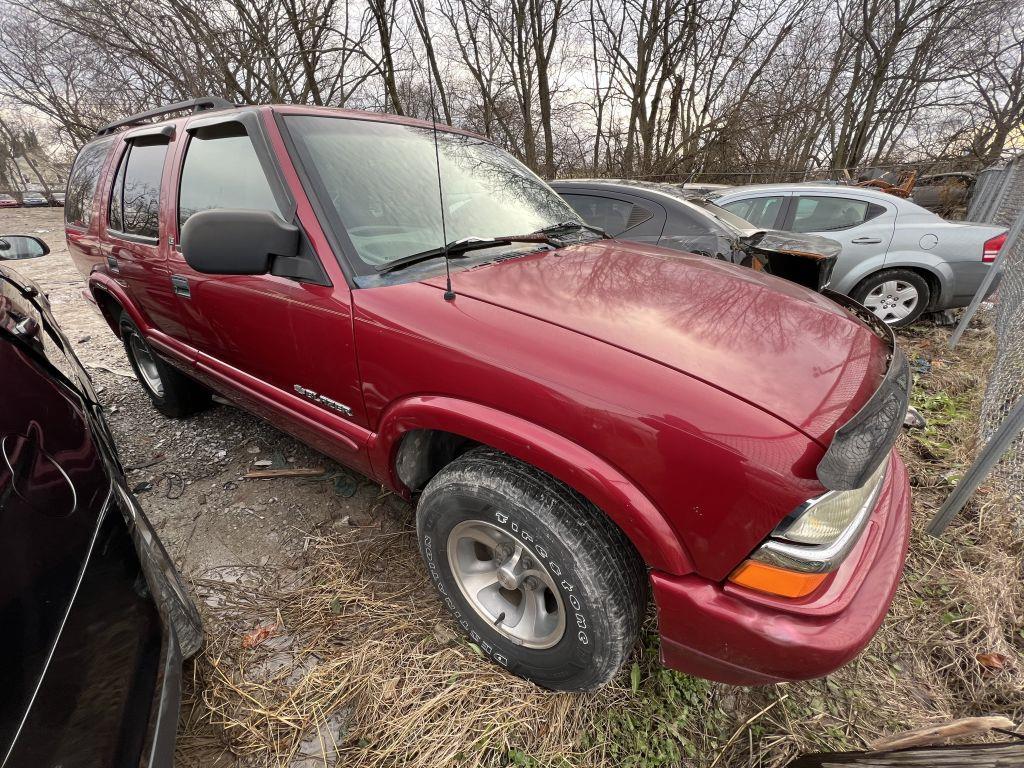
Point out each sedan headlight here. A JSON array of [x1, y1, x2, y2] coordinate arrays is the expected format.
[[728, 455, 891, 598]]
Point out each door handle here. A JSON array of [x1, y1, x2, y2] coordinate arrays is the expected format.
[[850, 237, 883, 244], [171, 275, 191, 298], [106, 254, 119, 272]]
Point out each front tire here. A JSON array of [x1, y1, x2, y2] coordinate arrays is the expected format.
[[119, 312, 210, 418], [416, 447, 646, 691], [852, 269, 930, 327]]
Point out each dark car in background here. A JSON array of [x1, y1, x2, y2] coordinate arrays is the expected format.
[[49, 192, 66, 207], [20, 192, 49, 208], [551, 179, 842, 291], [911, 172, 975, 214], [1, 248, 202, 767]]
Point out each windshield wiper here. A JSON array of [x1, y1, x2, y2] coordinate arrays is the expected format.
[[535, 219, 608, 238], [377, 234, 556, 274]]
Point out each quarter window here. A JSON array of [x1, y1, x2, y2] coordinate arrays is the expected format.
[[721, 196, 784, 229], [791, 196, 886, 233], [109, 138, 168, 239], [178, 123, 280, 230], [65, 139, 113, 228], [561, 194, 652, 236]]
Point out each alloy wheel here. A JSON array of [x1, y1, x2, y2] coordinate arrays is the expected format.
[[446, 519, 566, 649], [128, 332, 165, 398]]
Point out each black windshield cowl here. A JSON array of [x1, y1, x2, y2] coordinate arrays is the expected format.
[[377, 234, 557, 275]]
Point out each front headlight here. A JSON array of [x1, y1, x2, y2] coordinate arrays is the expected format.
[[728, 455, 891, 598], [774, 456, 890, 546]]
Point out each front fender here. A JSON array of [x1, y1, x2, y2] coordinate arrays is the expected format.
[[368, 395, 694, 576]]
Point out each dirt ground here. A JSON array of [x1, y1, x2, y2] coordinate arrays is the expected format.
[[3, 207, 1021, 768]]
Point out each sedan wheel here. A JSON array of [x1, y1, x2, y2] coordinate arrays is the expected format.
[[852, 269, 931, 327], [862, 280, 919, 324]]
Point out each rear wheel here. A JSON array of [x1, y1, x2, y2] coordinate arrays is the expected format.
[[852, 269, 930, 327], [119, 312, 210, 418], [416, 447, 647, 691]]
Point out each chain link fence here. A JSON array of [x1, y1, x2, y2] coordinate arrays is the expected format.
[[975, 158, 1024, 499], [931, 156, 1024, 532]]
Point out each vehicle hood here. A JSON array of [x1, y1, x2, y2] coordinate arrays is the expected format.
[[425, 240, 889, 445]]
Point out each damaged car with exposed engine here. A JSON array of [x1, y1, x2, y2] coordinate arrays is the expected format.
[[551, 178, 842, 291], [66, 98, 911, 692]]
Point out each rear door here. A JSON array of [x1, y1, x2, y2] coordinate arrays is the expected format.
[[100, 130, 193, 346]]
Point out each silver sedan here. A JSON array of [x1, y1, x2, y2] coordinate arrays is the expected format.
[[711, 184, 1007, 326]]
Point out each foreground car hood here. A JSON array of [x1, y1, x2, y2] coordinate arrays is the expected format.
[[427, 240, 888, 444]]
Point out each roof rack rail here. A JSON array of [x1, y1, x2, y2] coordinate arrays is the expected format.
[[94, 96, 234, 137]]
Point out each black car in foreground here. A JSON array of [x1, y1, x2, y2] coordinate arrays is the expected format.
[[551, 179, 843, 291], [0, 240, 202, 768]]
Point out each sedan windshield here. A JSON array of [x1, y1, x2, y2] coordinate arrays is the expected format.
[[285, 116, 578, 270]]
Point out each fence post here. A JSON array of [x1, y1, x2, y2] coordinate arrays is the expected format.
[[927, 398, 1024, 536]]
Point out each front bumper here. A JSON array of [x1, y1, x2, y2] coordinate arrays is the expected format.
[[652, 451, 911, 685]]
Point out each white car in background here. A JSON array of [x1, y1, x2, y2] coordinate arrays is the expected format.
[[711, 184, 1007, 326]]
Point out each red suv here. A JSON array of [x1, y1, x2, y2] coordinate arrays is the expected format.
[[66, 98, 912, 691]]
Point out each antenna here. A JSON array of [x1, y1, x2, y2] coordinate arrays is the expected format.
[[422, 23, 455, 302]]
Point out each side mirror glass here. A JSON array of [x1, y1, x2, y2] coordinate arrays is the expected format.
[[0, 235, 49, 260], [180, 209, 299, 275]]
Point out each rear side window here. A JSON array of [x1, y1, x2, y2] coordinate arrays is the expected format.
[[721, 196, 784, 229], [65, 139, 113, 228], [661, 205, 714, 237], [108, 138, 168, 239], [561, 193, 652, 236], [791, 196, 886, 233], [178, 123, 280, 229]]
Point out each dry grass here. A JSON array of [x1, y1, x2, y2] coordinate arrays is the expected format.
[[176, 315, 1023, 768]]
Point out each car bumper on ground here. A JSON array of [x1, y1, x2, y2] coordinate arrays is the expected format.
[[651, 451, 912, 685]]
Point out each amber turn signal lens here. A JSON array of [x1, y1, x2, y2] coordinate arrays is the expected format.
[[728, 559, 827, 598]]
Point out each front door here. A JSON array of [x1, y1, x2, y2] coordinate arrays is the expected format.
[[163, 116, 371, 473], [782, 193, 896, 288]]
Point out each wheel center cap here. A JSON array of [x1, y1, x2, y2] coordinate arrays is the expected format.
[[496, 568, 520, 590]]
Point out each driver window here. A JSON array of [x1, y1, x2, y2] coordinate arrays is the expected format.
[[178, 123, 281, 231], [722, 196, 783, 229]]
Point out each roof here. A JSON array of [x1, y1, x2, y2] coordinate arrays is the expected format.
[[93, 100, 485, 142], [550, 178, 707, 204], [708, 182, 926, 211]]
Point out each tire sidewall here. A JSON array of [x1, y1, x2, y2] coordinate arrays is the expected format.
[[120, 318, 171, 408], [417, 480, 611, 689]]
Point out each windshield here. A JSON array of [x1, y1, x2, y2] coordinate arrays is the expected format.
[[285, 116, 578, 270]]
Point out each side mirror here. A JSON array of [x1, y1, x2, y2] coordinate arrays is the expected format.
[[181, 209, 299, 275], [0, 235, 49, 260]]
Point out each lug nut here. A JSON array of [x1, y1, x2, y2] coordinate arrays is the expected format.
[[524, 576, 541, 591]]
